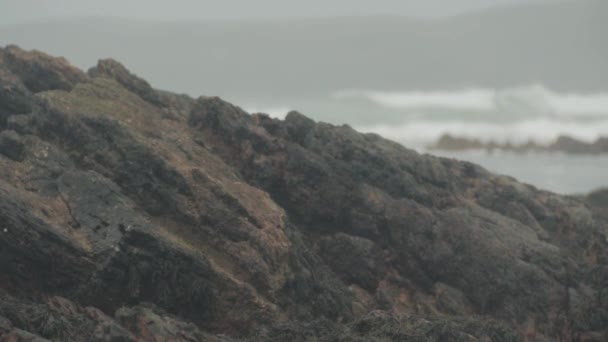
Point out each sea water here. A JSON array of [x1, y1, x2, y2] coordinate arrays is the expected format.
[[240, 84, 608, 195], [431, 150, 608, 195]]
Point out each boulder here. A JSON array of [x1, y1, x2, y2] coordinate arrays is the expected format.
[[1, 45, 88, 93], [0, 130, 25, 161], [0, 48, 606, 341], [88, 58, 163, 106]]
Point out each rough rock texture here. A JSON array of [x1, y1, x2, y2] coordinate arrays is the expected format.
[[586, 188, 608, 222], [0, 46, 607, 341], [0, 45, 88, 94], [88, 59, 164, 107]]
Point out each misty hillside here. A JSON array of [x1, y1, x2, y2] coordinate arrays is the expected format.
[[1, 0, 606, 100]]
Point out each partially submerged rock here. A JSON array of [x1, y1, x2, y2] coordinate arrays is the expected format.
[[430, 133, 608, 154]]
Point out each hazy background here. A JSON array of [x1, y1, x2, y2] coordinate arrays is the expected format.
[[0, 0, 565, 23], [2, 0, 607, 193]]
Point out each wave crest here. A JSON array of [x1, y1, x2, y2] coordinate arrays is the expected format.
[[334, 85, 608, 117]]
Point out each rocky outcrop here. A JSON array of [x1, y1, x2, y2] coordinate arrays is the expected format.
[[0, 45, 88, 93], [0, 45, 607, 341], [431, 133, 608, 154], [586, 188, 608, 222], [88, 59, 164, 107]]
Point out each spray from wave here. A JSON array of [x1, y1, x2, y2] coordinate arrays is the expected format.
[[330, 85, 608, 193], [242, 105, 291, 119], [239, 85, 608, 152], [333, 85, 608, 117], [330, 84, 608, 149]]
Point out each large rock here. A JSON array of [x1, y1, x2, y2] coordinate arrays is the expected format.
[[0, 47, 606, 341], [0, 130, 25, 161], [0, 77, 33, 126], [192, 96, 608, 340], [88, 58, 164, 106], [0, 45, 88, 93], [586, 188, 608, 221]]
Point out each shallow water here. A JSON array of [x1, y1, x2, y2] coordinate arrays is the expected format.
[[239, 85, 608, 195], [431, 150, 608, 195]]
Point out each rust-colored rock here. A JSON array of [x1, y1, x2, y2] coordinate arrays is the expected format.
[[0, 45, 606, 341], [0, 45, 88, 93]]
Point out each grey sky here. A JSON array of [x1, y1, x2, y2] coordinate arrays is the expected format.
[[2, 0, 559, 24]]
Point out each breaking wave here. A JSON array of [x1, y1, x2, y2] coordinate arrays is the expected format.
[[243, 105, 291, 119], [334, 85, 608, 117]]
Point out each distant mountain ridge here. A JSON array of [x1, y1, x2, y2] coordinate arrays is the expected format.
[[1, 0, 606, 100]]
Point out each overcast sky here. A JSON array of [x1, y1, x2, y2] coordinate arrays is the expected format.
[[2, 0, 562, 24]]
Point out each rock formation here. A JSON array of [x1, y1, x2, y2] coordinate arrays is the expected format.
[[0, 46, 607, 341]]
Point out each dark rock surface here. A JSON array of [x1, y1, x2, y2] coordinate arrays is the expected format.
[[0, 130, 25, 161], [0, 45, 88, 93], [586, 188, 608, 222], [0, 45, 607, 341]]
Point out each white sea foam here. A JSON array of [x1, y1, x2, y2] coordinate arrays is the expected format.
[[355, 118, 608, 148], [243, 105, 291, 119], [334, 85, 608, 117], [334, 88, 496, 111]]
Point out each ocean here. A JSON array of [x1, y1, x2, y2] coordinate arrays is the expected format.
[[240, 84, 608, 195], [3, 12, 606, 195]]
